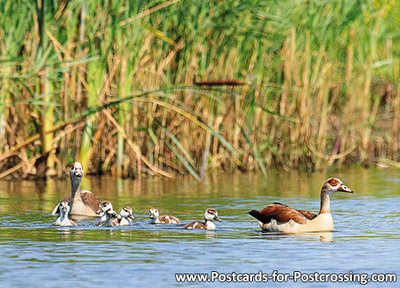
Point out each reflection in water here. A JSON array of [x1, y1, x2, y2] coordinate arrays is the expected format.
[[56, 228, 86, 241], [297, 232, 334, 242], [256, 231, 333, 242], [204, 230, 216, 239], [0, 168, 399, 286], [58, 228, 72, 239], [149, 230, 161, 239], [119, 229, 134, 237]]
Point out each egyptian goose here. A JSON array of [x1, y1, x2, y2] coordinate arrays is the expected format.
[[119, 206, 135, 225], [148, 208, 180, 224], [52, 200, 77, 227], [96, 202, 120, 227], [101, 209, 120, 227], [184, 208, 221, 230], [52, 162, 100, 217], [248, 178, 353, 233], [96, 201, 114, 226]]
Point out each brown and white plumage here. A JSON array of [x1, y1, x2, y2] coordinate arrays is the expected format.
[[102, 209, 120, 227], [51, 162, 100, 218], [148, 208, 180, 224], [96, 201, 114, 226], [96, 202, 134, 227], [52, 200, 77, 227], [248, 178, 353, 233], [96, 202, 120, 227], [184, 208, 221, 230], [119, 206, 135, 226]]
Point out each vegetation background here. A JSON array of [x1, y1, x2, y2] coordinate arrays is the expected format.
[[0, 0, 398, 180]]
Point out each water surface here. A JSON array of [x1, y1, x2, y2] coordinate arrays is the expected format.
[[0, 168, 399, 287]]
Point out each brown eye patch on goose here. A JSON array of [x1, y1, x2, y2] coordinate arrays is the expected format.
[[328, 178, 340, 186]]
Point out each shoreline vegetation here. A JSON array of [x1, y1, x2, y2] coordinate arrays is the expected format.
[[0, 0, 399, 180]]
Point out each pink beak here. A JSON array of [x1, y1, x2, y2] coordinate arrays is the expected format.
[[338, 184, 353, 193], [74, 170, 83, 177]]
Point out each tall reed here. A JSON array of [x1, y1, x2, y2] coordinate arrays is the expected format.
[[0, 0, 398, 179]]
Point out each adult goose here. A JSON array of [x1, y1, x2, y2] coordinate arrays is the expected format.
[[52, 162, 100, 218], [248, 178, 353, 233]]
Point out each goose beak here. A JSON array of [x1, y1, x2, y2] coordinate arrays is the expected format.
[[214, 215, 221, 222], [74, 171, 83, 177], [338, 184, 353, 193]]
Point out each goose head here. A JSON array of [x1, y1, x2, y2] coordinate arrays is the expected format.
[[59, 200, 71, 214], [70, 162, 84, 178], [204, 208, 221, 222], [97, 201, 113, 215], [103, 209, 120, 227], [120, 206, 134, 221], [148, 207, 159, 220], [319, 178, 353, 214], [55, 200, 71, 216], [322, 178, 353, 194], [106, 209, 119, 220]]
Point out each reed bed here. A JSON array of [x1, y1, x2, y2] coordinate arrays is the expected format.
[[0, 0, 398, 179]]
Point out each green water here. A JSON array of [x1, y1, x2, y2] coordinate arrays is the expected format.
[[0, 168, 399, 287]]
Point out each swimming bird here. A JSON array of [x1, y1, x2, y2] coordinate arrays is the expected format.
[[119, 206, 135, 225], [184, 208, 221, 230], [96, 202, 120, 227], [96, 201, 114, 226], [101, 209, 120, 227], [52, 200, 77, 227], [148, 207, 180, 224], [51, 162, 100, 218], [248, 178, 353, 233]]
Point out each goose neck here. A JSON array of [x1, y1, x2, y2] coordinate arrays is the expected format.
[[319, 190, 332, 214], [70, 175, 82, 202]]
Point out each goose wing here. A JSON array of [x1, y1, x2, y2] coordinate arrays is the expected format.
[[296, 209, 317, 220], [159, 215, 180, 224], [184, 221, 206, 229], [248, 204, 309, 224], [80, 190, 100, 213], [272, 202, 317, 220]]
